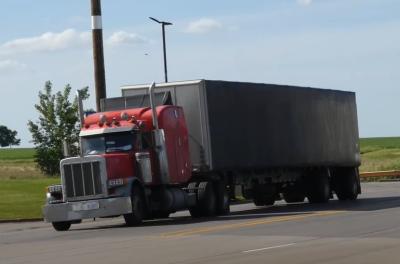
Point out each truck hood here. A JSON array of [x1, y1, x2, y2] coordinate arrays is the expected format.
[[102, 153, 135, 180]]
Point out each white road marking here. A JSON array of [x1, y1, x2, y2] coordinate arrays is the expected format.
[[242, 243, 296, 253]]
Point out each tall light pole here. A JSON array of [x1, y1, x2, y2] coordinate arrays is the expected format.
[[91, 0, 106, 111], [149, 17, 172, 83]]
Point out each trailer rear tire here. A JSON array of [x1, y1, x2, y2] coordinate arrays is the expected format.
[[124, 186, 145, 226], [253, 195, 275, 206], [252, 184, 276, 206], [307, 172, 330, 204], [335, 168, 359, 201], [152, 211, 170, 219], [283, 192, 305, 203], [52, 221, 71, 231]]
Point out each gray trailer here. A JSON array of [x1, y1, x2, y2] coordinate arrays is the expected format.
[[102, 79, 361, 205]]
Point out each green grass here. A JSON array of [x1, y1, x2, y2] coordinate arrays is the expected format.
[[0, 148, 58, 220], [0, 148, 36, 160], [359, 137, 400, 172], [0, 148, 46, 180], [360, 137, 400, 154], [0, 178, 59, 220]]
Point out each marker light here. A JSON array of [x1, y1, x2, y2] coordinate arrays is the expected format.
[[120, 112, 129, 121], [112, 117, 120, 126]]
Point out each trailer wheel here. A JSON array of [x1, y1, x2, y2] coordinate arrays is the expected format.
[[307, 171, 330, 204], [335, 168, 359, 201], [283, 192, 305, 203], [52, 221, 71, 231], [152, 211, 170, 219], [252, 184, 276, 206], [215, 181, 230, 215], [124, 186, 145, 226]]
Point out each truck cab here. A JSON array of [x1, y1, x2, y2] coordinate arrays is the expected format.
[[43, 100, 194, 231]]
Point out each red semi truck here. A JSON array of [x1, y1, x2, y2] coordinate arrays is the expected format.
[[43, 80, 361, 231]]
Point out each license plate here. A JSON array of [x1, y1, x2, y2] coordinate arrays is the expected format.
[[72, 201, 100, 211]]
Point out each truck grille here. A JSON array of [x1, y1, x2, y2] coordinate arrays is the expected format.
[[63, 161, 103, 200]]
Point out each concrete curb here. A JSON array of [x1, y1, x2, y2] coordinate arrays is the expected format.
[[0, 218, 43, 224]]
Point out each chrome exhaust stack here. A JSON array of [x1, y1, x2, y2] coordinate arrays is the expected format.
[[76, 90, 85, 157]]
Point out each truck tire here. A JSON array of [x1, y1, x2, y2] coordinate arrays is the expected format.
[[253, 196, 275, 206], [283, 192, 305, 203], [335, 168, 359, 201], [307, 172, 330, 204], [188, 205, 202, 218], [189, 181, 216, 218], [188, 182, 202, 218], [215, 181, 230, 215], [252, 184, 276, 206], [52, 221, 71, 231], [151, 211, 170, 219], [124, 186, 145, 226]]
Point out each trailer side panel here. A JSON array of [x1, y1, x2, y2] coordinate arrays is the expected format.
[[204, 80, 360, 170]]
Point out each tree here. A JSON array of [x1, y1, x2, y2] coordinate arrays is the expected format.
[[0, 125, 21, 148], [28, 81, 89, 176]]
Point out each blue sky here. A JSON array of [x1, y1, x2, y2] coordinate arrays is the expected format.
[[0, 0, 399, 146]]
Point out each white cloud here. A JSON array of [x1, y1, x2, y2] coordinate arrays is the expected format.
[[297, 0, 313, 6], [0, 60, 27, 73], [107, 31, 148, 46], [185, 18, 223, 34], [0, 29, 91, 55], [0, 29, 149, 55]]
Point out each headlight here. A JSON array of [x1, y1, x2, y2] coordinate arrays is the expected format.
[[46, 185, 63, 203]]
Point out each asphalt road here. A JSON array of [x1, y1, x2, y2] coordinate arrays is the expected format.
[[1, 182, 400, 264]]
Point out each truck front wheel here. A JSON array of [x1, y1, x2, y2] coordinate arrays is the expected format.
[[52, 221, 71, 231], [124, 186, 145, 226]]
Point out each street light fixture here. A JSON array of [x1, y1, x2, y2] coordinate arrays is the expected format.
[[149, 17, 173, 83]]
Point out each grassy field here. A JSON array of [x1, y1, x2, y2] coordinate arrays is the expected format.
[[0, 178, 59, 220], [359, 137, 400, 172], [0, 148, 58, 220], [0, 148, 46, 179], [0, 138, 399, 220]]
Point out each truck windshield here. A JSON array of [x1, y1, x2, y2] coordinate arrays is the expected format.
[[82, 132, 136, 155]]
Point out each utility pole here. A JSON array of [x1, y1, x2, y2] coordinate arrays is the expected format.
[[149, 17, 172, 83], [91, 0, 107, 111]]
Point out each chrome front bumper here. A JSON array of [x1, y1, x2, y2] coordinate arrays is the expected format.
[[43, 197, 132, 223]]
